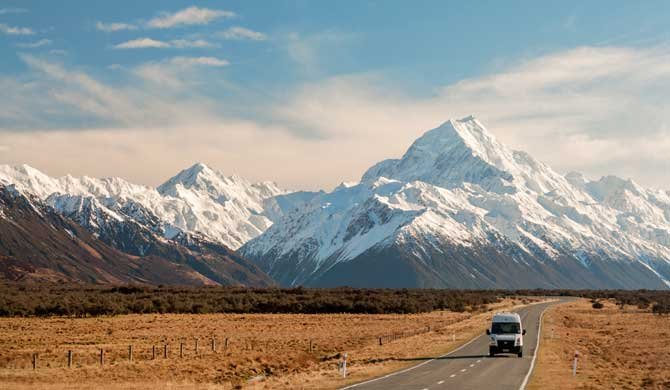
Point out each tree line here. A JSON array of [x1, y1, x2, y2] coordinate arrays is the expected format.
[[0, 283, 667, 317]]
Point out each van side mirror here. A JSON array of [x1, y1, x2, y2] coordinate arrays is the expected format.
[[522, 329, 527, 335], [486, 329, 490, 335]]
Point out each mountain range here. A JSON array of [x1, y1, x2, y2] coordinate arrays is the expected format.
[[241, 116, 670, 289], [1, 116, 669, 288]]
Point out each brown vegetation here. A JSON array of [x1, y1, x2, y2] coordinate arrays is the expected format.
[[0, 297, 540, 389], [528, 299, 670, 390]]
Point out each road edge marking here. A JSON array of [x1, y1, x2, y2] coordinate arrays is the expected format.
[[339, 328, 482, 389], [518, 303, 551, 390]]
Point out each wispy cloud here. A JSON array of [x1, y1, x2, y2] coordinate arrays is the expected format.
[[0, 8, 27, 15], [96, 21, 137, 32], [49, 49, 67, 56], [170, 39, 214, 48], [169, 56, 229, 67], [219, 26, 266, 41], [132, 56, 228, 89], [147, 6, 235, 29], [114, 37, 215, 49], [16, 39, 52, 48], [5, 46, 670, 189], [114, 38, 169, 49], [0, 23, 34, 35]]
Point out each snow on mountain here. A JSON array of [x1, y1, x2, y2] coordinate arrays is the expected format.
[[0, 162, 309, 249], [242, 116, 670, 288]]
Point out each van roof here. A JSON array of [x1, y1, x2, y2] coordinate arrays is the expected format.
[[492, 312, 521, 322]]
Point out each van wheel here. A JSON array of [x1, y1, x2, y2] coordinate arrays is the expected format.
[[489, 347, 496, 357], [517, 348, 523, 358]]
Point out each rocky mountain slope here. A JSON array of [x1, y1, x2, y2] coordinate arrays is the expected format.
[[241, 116, 670, 289], [0, 184, 272, 286]]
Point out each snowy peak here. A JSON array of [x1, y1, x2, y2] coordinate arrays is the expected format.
[[157, 162, 284, 205], [362, 116, 519, 193]]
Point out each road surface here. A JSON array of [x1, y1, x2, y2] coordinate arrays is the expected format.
[[343, 299, 563, 390]]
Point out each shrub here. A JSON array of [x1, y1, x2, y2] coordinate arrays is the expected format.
[[592, 301, 604, 309]]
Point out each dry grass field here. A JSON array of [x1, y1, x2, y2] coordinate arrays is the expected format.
[[528, 299, 670, 390], [0, 297, 540, 389]]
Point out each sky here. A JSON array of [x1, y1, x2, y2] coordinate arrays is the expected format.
[[1, 1, 670, 191]]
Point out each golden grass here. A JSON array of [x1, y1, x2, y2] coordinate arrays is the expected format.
[[0, 297, 541, 389], [528, 299, 670, 390]]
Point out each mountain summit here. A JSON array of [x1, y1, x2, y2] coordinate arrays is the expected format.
[[242, 117, 670, 289]]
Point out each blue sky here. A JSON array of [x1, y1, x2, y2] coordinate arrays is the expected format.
[[1, 1, 670, 189]]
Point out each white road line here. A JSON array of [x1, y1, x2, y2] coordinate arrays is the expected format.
[[476, 359, 482, 363], [469, 364, 475, 367], [449, 374, 456, 378], [518, 302, 554, 390], [340, 328, 483, 389], [460, 369, 467, 372], [437, 380, 444, 384]]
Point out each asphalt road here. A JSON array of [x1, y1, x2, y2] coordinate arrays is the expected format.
[[342, 299, 563, 390]]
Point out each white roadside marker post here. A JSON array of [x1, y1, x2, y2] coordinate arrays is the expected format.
[[341, 353, 348, 378], [572, 350, 579, 377]]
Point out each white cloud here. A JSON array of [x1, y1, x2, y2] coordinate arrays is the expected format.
[[49, 49, 67, 56], [0, 8, 27, 15], [169, 56, 229, 67], [170, 39, 214, 48], [96, 21, 137, 32], [219, 26, 266, 41], [0, 23, 34, 35], [16, 39, 52, 48], [273, 45, 670, 188], [132, 56, 228, 89], [114, 38, 215, 49], [4, 46, 670, 190], [9, 54, 218, 129], [147, 6, 235, 29], [114, 38, 169, 49]]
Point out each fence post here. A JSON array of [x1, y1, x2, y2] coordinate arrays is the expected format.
[[164, 344, 168, 359], [224, 337, 229, 350], [573, 351, 579, 377], [99, 349, 104, 366], [379, 337, 382, 346], [309, 340, 313, 352], [128, 345, 133, 362], [32, 353, 38, 370], [195, 338, 199, 355], [211, 337, 216, 353], [67, 350, 72, 368], [180, 341, 184, 358], [152, 345, 156, 360]]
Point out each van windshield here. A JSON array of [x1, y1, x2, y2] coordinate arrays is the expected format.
[[491, 322, 520, 334]]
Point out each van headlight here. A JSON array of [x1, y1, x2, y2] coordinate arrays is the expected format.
[[489, 336, 496, 345], [515, 337, 521, 346]]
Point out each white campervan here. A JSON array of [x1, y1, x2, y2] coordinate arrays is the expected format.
[[486, 312, 526, 357]]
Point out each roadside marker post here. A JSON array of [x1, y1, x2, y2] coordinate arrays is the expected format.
[[32, 353, 37, 370], [572, 350, 579, 377], [339, 353, 348, 378]]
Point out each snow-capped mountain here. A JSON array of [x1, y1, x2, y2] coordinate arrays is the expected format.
[[0, 162, 315, 249], [0, 184, 273, 286], [241, 116, 670, 289]]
